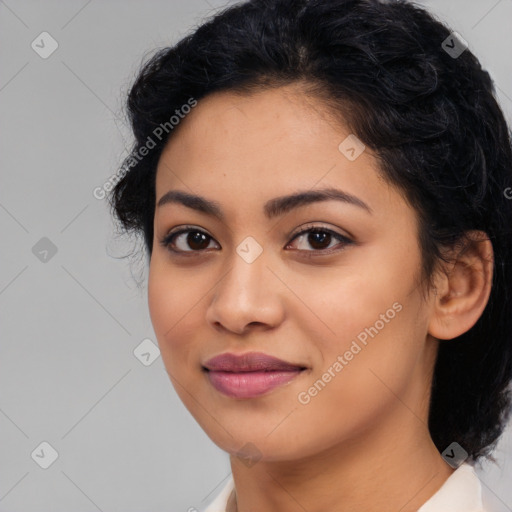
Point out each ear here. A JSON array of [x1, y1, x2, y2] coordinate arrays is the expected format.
[[428, 231, 494, 340]]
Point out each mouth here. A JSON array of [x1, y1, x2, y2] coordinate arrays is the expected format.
[[202, 351, 308, 399]]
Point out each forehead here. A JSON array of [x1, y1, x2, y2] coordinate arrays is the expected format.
[[154, 86, 404, 222]]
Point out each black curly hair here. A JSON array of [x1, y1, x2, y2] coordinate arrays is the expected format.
[[109, 0, 512, 463]]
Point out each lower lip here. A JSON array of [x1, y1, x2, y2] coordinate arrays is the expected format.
[[206, 369, 304, 398]]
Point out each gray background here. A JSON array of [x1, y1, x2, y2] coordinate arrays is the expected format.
[[1, 0, 511, 511]]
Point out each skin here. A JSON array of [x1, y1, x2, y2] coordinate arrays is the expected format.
[[147, 84, 494, 512]]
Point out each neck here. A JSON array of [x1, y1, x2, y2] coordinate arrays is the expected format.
[[227, 409, 454, 512]]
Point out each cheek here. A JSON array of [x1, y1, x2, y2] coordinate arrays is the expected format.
[[147, 258, 199, 364], [291, 246, 426, 394], [148, 261, 173, 339], [284, 263, 402, 353], [289, 300, 424, 458]]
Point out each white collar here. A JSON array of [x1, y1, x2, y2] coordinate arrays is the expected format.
[[417, 462, 484, 512], [203, 462, 484, 512]]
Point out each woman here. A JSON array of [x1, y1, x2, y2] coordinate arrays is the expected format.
[[109, 0, 512, 510]]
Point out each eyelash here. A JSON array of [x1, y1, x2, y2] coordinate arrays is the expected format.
[[159, 224, 353, 258]]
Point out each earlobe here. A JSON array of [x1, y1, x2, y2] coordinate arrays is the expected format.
[[428, 231, 494, 341]]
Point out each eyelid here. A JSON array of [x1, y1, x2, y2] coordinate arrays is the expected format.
[[288, 222, 352, 242], [163, 224, 214, 239]]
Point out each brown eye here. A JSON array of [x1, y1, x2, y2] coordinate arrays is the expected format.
[[306, 230, 332, 250], [287, 226, 352, 254], [160, 228, 219, 253]]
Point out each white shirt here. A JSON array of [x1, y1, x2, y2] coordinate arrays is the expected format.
[[203, 462, 485, 512]]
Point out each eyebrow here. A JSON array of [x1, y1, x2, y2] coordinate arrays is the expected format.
[[156, 187, 372, 220]]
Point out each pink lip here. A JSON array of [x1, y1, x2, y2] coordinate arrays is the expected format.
[[203, 352, 307, 399]]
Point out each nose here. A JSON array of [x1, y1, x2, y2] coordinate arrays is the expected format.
[[205, 248, 286, 335]]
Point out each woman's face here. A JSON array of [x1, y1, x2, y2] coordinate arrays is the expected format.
[[148, 85, 438, 462]]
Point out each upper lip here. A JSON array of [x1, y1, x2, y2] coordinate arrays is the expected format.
[[203, 352, 306, 372]]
